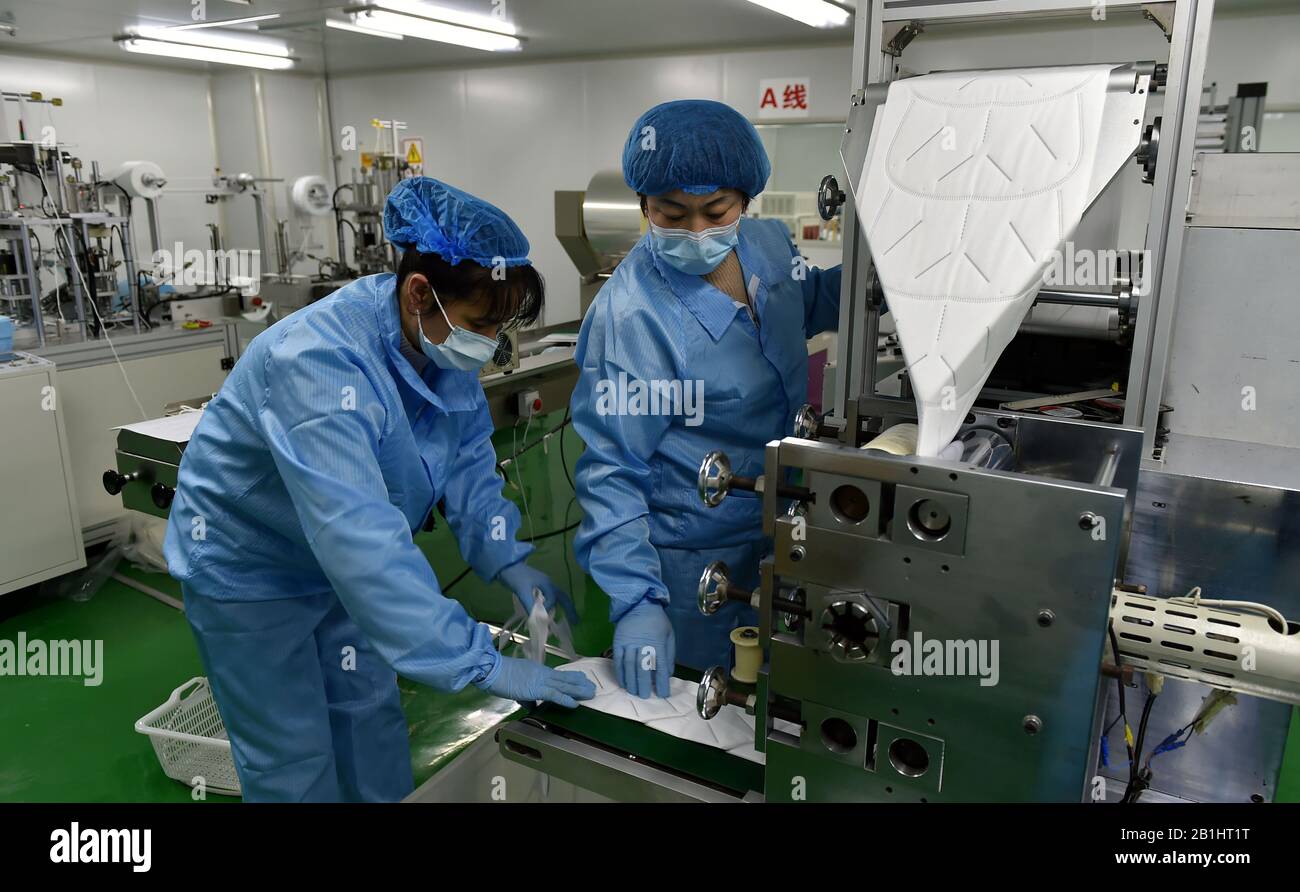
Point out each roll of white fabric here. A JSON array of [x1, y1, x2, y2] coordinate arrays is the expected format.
[[858, 64, 1147, 456], [290, 174, 332, 217], [109, 160, 167, 199]]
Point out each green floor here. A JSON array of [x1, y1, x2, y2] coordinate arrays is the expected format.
[[0, 408, 608, 802], [2, 405, 1299, 801]]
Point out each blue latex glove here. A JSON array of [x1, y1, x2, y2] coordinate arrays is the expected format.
[[498, 561, 578, 625], [478, 655, 595, 708], [613, 600, 675, 699]]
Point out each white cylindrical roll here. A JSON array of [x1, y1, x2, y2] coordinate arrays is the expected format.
[[291, 175, 332, 217], [861, 423, 919, 456], [109, 160, 167, 199], [730, 626, 761, 684]]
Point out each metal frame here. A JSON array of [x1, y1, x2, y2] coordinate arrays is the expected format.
[[497, 719, 752, 803], [0, 211, 143, 347], [833, 0, 1216, 467]]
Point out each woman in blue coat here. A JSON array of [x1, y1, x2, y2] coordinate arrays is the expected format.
[[571, 100, 842, 698], [164, 177, 593, 802]]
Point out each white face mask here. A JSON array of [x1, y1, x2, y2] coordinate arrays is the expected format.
[[650, 218, 740, 275], [415, 285, 500, 372]]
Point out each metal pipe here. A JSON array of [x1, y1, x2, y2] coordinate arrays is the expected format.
[[120, 218, 140, 334], [1093, 444, 1121, 488], [145, 198, 162, 257], [251, 191, 270, 276], [1034, 289, 1121, 309]]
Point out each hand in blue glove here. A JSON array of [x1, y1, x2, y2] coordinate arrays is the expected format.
[[613, 600, 675, 699], [478, 655, 596, 708], [498, 561, 578, 625]]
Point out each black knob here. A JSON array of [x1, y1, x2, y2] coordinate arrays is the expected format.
[[103, 469, 127, 495], [817, 174, 845, 221], [151, 483, 175, 510]]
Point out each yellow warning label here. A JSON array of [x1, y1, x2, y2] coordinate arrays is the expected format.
[[406, 142, 422, 165]]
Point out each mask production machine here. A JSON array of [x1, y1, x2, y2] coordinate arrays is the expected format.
[[466, 0, 1300, 804]]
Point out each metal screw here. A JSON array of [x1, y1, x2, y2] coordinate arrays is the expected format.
[[1022, 715, 1043, 735], [1078, 511, 1099, 530], [789, 545, 806, 562], [1037, 609, 1055, 628]]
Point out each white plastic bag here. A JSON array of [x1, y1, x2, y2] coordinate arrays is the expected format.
[[498, 588, 577, 663]]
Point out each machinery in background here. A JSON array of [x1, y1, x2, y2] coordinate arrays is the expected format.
[[1198, 81, 1267, 153], [334, 119, 412, 279], [0, 132, 143, 350], [487, 0, 1300, 805], [555, 170, 642, 318]]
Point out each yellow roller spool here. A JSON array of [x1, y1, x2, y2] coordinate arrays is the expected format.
[[730, 626, 761, 684], [861, 423, 919, 455]]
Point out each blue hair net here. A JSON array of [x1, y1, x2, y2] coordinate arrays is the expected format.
[[622, 99, 771, 198], [383, 176, 531, 267]]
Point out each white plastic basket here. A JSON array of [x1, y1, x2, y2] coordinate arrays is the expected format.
[[135, 677, 242, 797]]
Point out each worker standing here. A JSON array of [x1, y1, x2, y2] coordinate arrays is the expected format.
[[571, 100, 842, 698], [164, 177, 594, 802]]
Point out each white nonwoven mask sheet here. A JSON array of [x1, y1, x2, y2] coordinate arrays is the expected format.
[[858, 65, 1146, 456], [560, 657, 797, 763]]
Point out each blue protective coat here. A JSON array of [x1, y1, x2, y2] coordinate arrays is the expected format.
[[164, 273, 530, 801], [571, 218, 840, 672]]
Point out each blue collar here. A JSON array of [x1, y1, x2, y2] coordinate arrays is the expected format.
[[646, 219, 784, 343], [372, 273, 481, 414]]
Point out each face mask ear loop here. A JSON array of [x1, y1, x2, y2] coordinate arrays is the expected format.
[[430, 284, 455, 330]]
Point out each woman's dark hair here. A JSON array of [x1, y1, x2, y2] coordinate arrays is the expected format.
[[637, 190, 751, 216], [396, 249, 544, 330]]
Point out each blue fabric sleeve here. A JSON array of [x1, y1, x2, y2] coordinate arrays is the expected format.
[[441, 398, 533, 582], [257, 328, 501, 692], [571, 297, 676, 622]]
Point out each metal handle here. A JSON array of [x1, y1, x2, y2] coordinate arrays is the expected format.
[[102, 468, 146, 495], [696, 666, 730, 720], [697, 450, 736, 507], [817, 174, 845, 221], [150, 482, 175, 510]]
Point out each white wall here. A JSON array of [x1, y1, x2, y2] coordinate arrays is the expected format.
[[0, 51, 219, 269], [11, 4, 1291, 322], [0, 53, 333, 289], [328, 45, 852, 324], [209, 70, 335, 278], [326, 6, 1299, 325]]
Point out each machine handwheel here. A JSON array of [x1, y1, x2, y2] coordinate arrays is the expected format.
[[697, 450, 733, 507]]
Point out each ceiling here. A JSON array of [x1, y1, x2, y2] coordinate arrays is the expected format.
[[0, 0, 857, 76], [0, 0, 1291, 77]]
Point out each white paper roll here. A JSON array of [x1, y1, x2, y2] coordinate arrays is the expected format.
[[291, 175, 332, 217], [109, 160, 167, 199]]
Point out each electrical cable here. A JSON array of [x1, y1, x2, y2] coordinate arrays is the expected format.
[[36, 168, 147, 419]]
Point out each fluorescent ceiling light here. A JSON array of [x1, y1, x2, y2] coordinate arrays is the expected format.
[[326, 18, 404, 39], [133, 25, 290, 56], [370, 0, 517, 36], [744, 0, 851, 29], [118, 37, 295, 70], [354, 8, 521, 51], [167, 13, 282, 31]]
